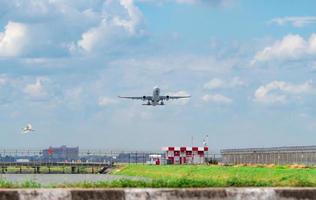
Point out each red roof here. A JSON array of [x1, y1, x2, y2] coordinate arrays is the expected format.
[[47, 148, 54, 155]]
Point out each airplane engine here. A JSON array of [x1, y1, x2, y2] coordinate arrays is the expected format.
[[166, 95, 170, 101], [142, 96, 146, 101]]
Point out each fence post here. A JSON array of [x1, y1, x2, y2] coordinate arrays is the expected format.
[[136, 151, 138, 164]]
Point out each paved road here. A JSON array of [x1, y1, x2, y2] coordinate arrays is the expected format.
[[0, 174, 148, 186]]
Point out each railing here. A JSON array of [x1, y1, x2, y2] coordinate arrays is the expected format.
[[221, 145, 316, 153]]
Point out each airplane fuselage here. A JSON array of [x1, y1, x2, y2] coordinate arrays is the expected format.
[[151, 87, 160, 106]]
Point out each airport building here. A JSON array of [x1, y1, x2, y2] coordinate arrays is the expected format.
[[42, 145, 79, 162], [162, 146, 208, 164], [221, 146, 316, 165]]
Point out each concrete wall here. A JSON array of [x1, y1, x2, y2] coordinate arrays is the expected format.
[[1, 188, 316, 200]]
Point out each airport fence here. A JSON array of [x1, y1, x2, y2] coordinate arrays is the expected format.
[[0, 149, 221, 165], [221, 146, 316, 165]]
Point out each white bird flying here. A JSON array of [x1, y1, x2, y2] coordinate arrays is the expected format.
[[22, 124, 35, 134]]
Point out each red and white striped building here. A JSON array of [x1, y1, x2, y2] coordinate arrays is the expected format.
[[162, 146, 209, 164]]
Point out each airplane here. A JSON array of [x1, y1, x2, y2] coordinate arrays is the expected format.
[[118, 87, 191, 106], [21, 123, 35, 134]]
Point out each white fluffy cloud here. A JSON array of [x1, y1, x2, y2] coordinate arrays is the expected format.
[[202, 94, 232, 104], [202, 77, 243, 105], [0, 21, 30, 57], [75, 0, 143, 54], [98, 97, 117, 106], [252, 34, 316, 64], [23, 78, 47, 97], [204, 77, 245, 89], [270, 16, 316, 27], [113, 0, 143, 34], [254, 80, 314, 104], [0, 0, 145, 57]]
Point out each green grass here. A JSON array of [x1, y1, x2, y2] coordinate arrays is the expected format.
[[1, 164, 316, 188], [0, 180, 41, 188], [112, 164, 316, 187]]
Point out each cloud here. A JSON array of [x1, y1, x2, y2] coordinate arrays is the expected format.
[[112, 0, 143, 34], [176, 0, 198, 3], [269, 16, 316, 27], [74, 0, 144, 54], [60, 87, 84, 109], [166, 91, 191, 105], [0, 21, 30, 57], [204, 77, 245, 89], [252, 34, 316, 64], [254, 80, 314, 104], [110, 54, 235, 75], [1, 0, 103, 24], [98, 97, 117, 106], [138, 0, 233, 6], [0, 0, 145, 57], [202, 94, 232, 104], [76, 22, 108, 53], [23, 78, 47, 97], [0, 75, 7, 87], [175, 0, 234, 7]]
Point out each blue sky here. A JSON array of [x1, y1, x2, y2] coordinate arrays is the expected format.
[[0, 0, 316, 151]]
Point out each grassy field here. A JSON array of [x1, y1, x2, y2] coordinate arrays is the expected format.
[[112, 164, 316, 187], [1, 164, 316, 188]]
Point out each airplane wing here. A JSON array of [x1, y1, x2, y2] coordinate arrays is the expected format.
[[160, 95, 191, 100], [118, 96, 152, 100]]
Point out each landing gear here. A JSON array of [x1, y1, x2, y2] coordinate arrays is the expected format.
[[142, 101, 152, 106], [160, 101, 164, 105]]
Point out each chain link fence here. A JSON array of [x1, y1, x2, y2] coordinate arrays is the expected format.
[[0, 149, 221, 165], [221, 146, 316, 165]]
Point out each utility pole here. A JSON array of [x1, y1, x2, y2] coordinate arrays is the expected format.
[[203, 134, 208, 147], [203, 134, 209, 163]]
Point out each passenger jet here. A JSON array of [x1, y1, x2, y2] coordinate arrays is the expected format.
[[118, 87, 191, 106]]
